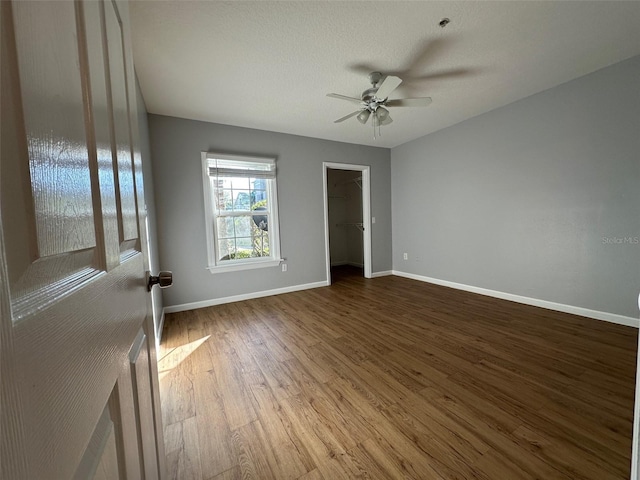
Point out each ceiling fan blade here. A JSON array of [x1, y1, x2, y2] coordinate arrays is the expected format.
[[334, 110, 361, 123], [386, 97, 432, 107], [375, 75, 402, 100], [413, 68, 478, 81], [327, 93, 362, 104], [348, 62, 380, 76]]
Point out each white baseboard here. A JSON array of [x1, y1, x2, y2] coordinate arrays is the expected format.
[[392, 270, 639, 328], [371, 270, 392, 278], [164, 280, 329, 314]]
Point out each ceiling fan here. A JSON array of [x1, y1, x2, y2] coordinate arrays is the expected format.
[[327, 72, 432, 131]]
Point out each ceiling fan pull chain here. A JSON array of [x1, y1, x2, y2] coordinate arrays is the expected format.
[[373, 113, 376, 139], [374, 111, 381, 139]]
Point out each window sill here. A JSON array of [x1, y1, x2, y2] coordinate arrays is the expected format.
[[206, 258, 282, 274]]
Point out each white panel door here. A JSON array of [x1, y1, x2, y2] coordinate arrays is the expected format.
[[1, 1, 165, 479]]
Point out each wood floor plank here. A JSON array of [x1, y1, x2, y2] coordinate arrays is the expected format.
[[245, 334, 301, 401], [297, 468, 324, 480], [351, 436, 447, 480], [279, 392, 348, 464], [207, 465, 242, 480], [231, 421, 277, 480], [160, 351, 196, 426], [511, 424, 623, 480], [425, 384, 573, 479], [310, 343, 392, 413], [260, 310, 322, 350], [159, 266, 636, 480], [193, 369, 238, 478], [183, 311, 224, 377], [165, 417, 203, 480], [540, 389, 633, 449], [210, 337, 258, 431], [384, 393, 492, 468], [158, 315, 196, 426], [472, 448, 572, 480], [283, 360, 374, 450], [243, 369, 314, 478], [423, 377, 524, 435]]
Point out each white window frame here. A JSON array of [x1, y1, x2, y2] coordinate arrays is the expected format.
[[201, 152, 282, 274]]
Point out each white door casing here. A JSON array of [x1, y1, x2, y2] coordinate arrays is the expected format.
[[1, 1, 165, 479], [631, 293, 640, 479], [322, 162, 372, 282]]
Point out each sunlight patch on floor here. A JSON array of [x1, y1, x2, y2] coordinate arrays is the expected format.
[[158, 335, 210, 381]]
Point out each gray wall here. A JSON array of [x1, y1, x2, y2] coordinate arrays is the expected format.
[[391, 55, 640, 318], [136, 78, 164, 334], [149, 115, 391, 307]]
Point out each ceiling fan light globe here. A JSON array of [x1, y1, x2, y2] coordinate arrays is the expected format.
[[357, 110, 371, 124], [376, 107, 390, 123]]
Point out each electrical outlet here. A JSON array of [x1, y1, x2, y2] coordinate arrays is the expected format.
[[282, 263, 287, 272], [403, 253, 408, 260], [372, 217, 376, 224]]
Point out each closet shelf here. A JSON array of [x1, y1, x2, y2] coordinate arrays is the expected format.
[[335, 176, 362, 190]]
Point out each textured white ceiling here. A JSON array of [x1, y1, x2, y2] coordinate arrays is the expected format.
[[130, 1, 640, 148]]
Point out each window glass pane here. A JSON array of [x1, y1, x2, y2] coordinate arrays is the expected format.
[[216, 217, 235, 239], [215, 189, 234, 212], [234, 216, 251, 237], [251, 187, 268, 209], [250, 178, 268, 202], [251, 211, 268, 232], [233, 190, 250, 211], [250, 178, 266, 188], [217, 238, 234, 261], [251, 195, 267, 210], [236, 237, 252, 251], [251, 229, 270, 257], [231, 177, 250, 189], [218, 178, 232, 189]]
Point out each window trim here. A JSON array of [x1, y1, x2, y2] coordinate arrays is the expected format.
[[201, 152, 282, 274]]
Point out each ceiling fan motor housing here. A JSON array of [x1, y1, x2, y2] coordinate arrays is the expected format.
[[362, 71, 385, 105], [361, 87, 379, 104]]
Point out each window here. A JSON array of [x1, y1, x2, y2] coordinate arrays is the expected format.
[[202, 152, 281, 273]]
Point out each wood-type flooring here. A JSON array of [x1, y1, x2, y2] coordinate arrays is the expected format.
[[158, 266, 637, 479]]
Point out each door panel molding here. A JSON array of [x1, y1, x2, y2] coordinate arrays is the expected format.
[[73, 405, 118, 480]]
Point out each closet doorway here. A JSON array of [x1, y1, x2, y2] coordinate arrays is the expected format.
[[323, 163, 372, 284]]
